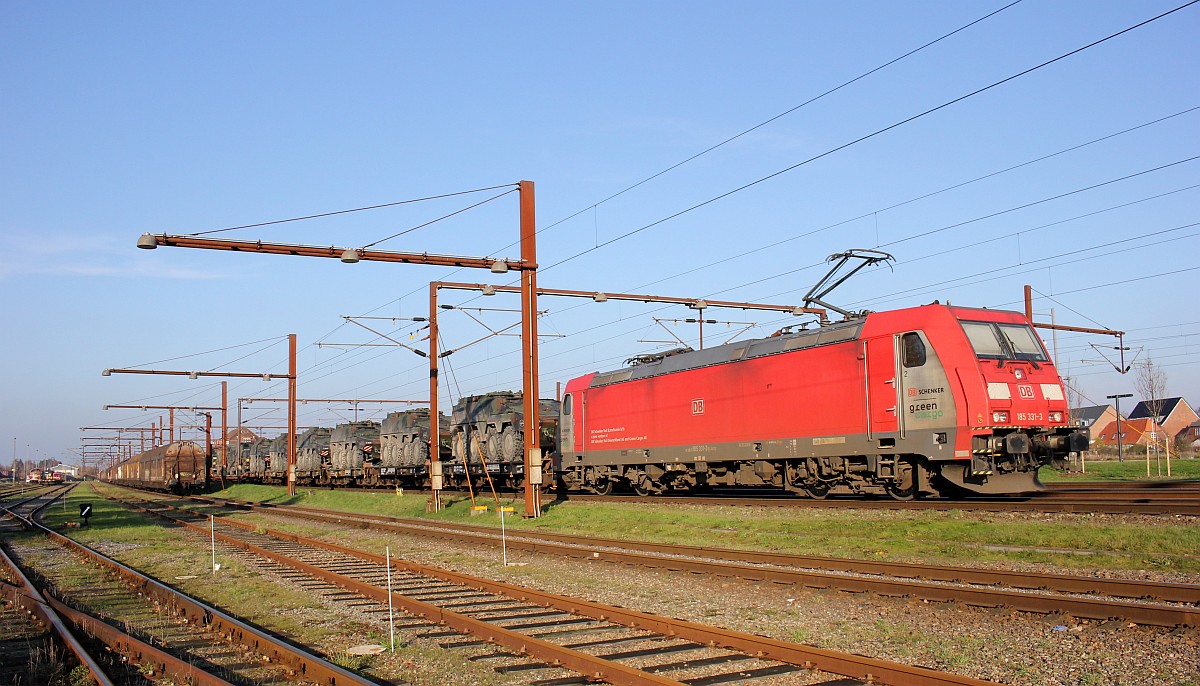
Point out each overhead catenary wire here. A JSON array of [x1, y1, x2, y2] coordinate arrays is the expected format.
[[290, 37, 1199, 373], [314, 207, 1195, 407], [183, 184, 517, 237], [877, 156, 1199, 249], [342, 1, 1038, 313], [361, 187, 519, 249], [613, 107, 1200, 295], [497, 0, 1029, 248], [459, 158, 1199, 333], [379, 218, 1200, 401], [303, 198, 1200, 414], [850, 221, 1200, 308], [115, 336, 289, 370], [991, 264, 1200, 309], [538, 0, 1200, 273], [1028, 287, 1113, 332], [327, 100, 1199, 342], [720, 182, 1200, 303]]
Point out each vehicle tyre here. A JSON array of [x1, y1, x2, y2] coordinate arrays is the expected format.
[[500, 426, 523, 463]]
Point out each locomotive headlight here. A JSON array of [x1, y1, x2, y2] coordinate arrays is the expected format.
[[992, 410, 1009, 424], [1048, 411, 1063, 423]]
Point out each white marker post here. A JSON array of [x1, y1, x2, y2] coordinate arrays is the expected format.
[[386, 546, 395, 651], [210, 514, 217, 574], [498, 506, 514, 566]]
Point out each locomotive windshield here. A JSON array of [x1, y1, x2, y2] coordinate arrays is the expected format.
[[960, 321, 1049, 362]]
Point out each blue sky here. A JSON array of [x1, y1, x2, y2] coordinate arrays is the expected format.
[[2, 1, 1196, 466]]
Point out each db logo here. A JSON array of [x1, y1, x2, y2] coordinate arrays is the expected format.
[[1018, 385, 1035, 399], [908, 388, 918, 397], [691, 399, 705, 415]]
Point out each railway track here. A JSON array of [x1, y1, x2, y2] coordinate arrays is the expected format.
[[107, 489, 1007, 686], [176, 492, 1200, 630], [0, 485, 118, 686], [1045, 480, 1200, 492], [0, 486, 377, 686], [559, 489, 1200, 515], [306, 479, 1200, 515]]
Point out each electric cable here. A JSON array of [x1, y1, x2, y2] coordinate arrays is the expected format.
[[539, 0, 1200, 273], [183, 184, 517, 237]]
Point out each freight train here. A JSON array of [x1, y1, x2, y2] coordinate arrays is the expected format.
[[103, 440, 209, 493], [104, 302, 1088, 499], [219, 393, 558, 490]]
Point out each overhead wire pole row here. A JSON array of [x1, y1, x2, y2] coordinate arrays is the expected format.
[[102, 336, 297, 494]]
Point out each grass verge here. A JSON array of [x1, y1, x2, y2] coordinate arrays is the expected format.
[[198, 482, 1200, 576]]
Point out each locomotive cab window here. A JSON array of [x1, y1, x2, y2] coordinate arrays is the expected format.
[[996, 323, 1049, 362], [961, 321, 1049, 362], [562, 394, 572, 415], [901, 332, 926, 368]]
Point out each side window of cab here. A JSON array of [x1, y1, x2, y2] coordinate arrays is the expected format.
[[562, 393, 572, 416], [902, 332, 926, 368]]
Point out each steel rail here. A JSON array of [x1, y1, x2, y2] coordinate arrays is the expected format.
[[1045, 481, 1200, 491], [2, 502, 374, 686], [119, 500, 688, 686], [43, 594, 237, 686], [559, 493, 1200, 516], [251, 507, 1200, 627], [211, 499, 1200, 606], [1028, 489, 1200, 501], [264, 484, 1200, 515], [123, 496, 1003, 686], [0, 526, 117, 686]]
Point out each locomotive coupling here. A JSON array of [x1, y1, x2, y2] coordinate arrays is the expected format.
[[1036, 430, 1090, 454], [1004, 432, 1032, 455], [974, 431, 1034, 456]]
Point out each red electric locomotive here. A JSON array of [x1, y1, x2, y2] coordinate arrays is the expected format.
[[557, 303, 1088, 499]]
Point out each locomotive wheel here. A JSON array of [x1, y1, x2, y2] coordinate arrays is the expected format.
[[499, 426, 522, 462], [804, 481, 831, 499], [591, 479, 613, 496], [887, 462, 917, 501]]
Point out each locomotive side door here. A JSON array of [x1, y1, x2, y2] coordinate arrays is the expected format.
[[559, 393, 575, 456], [864, 335, 901, 438]]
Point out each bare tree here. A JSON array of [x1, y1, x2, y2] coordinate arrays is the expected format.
[[1062, 375, 1084, 414], [1133, 357, 1170, 474]]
